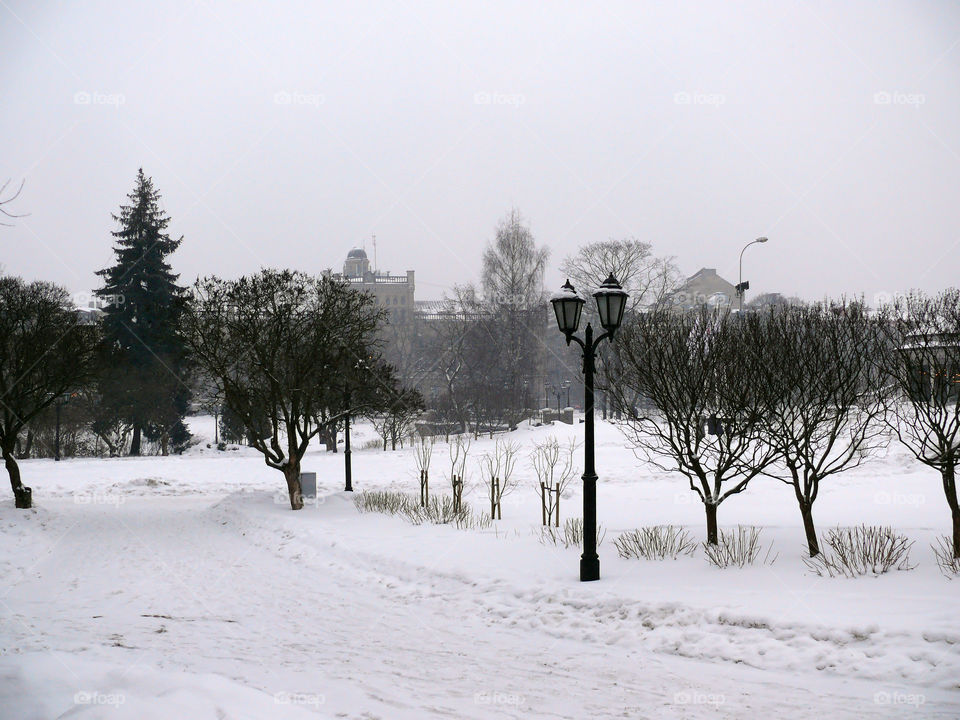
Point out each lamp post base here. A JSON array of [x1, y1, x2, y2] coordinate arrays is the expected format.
[[580, 556, 600, 582]]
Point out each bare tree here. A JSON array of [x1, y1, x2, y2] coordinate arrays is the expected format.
[[481, 209, 549, 428], [184, 270, 385, 509], [530, 436, 579, 526], [427, 287, 477, 435], [0, 179, 28, 227], [447, 434, 470, 512], [365, 362, 424, 451], [428, 284, 530, 436], [880, 290, 960, 558], [560, 237, 679, 313], [561, 238, 679, 420], [482, 208, 549, 308], [414, 434, 435, 506], [0, 277, 96, 507], [608, 307, 777, 543], [741, 301, 888, 556], [479, 437, 520, 519]]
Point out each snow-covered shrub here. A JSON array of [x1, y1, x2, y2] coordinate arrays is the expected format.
[[354, 490, 415, 515], [353, 490, 490, 530], [615, 526, 697, 560], [538, 517, 604, 549], [703, 526, 776, 568], [803, 525, 914, 578], [932, 536, 960, 578], [403, 495, 490, 529]]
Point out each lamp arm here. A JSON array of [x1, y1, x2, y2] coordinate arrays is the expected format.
[[738, 239, 762, 293], [591, 330, 613, 351], [566, 333, 587, 351]]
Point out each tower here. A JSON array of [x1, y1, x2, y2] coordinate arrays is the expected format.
[[343, 248, 370, 278]]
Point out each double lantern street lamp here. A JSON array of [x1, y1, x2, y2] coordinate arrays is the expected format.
[[550, 273, 629, 582], [545, 380, 572, 415]]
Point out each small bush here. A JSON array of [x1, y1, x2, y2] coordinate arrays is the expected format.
[[360, 438, 384, 451], [353, 490, 490, 530], [703, 526, 776, 568], [615, 526, 697, 560], [354, 490, 414, 515], [538, 517, 604, 549], [402, 495, 491, 530], [932, 536, 960, 578], [803, 525, 914, 578]]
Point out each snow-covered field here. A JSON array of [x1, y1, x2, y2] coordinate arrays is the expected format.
[[2, 416, 958, 719]]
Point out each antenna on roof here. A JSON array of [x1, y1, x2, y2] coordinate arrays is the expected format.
[[372, 234, 377, 274]]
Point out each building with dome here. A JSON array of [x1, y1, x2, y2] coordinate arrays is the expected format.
[[332, 248, 415, 324]]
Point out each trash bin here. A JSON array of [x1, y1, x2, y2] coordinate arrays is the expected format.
[[299, 472, 317, 501]]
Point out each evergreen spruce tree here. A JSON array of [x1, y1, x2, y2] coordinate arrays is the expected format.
[[96, 169, 191, 455]]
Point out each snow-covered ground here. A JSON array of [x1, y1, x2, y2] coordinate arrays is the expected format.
[[2, 416, 958, 719]]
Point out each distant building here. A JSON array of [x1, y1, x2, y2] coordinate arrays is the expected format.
[[72, 294, 121, 325], [332, 248, 415, 324], [667, 268, 737, 311]]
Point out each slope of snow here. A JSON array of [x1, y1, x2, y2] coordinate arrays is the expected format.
[[1, 416, 958, 718]]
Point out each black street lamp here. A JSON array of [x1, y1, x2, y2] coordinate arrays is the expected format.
[[547, 383, 563, 415], [551, 274, 629, 582], [54, 399, 63, 462], [343, 358, 371, 492], [344, 388, 353, 492]]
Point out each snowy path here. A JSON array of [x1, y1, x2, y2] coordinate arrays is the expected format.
[[3, 492, 958, 719]]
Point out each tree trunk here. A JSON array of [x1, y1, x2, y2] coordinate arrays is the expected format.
[[943, 463, 960, 558], [284, 463, 303, 511], [129, 425, 142, 456], [21, 430, 34, 459], [705, 501, 718, 545], [161, 435, 169, 457], [3, 443, 31, 509], [800, 501, 820, 557], [952, 506, 960, 560]]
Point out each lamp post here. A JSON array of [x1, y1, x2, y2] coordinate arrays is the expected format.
[[549, 384, 563, 415], [54, 398, 63, 461], [343, 358, 372, 492], [736, 237, 768, 311], [344, 388, 353, 492], [551, 274, 629, 582]]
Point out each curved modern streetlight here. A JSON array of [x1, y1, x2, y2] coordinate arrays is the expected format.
[[550, 274, 629, 581], [736, 237, 769, 311]]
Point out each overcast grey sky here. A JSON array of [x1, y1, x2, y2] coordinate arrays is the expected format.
[[2, 1, 959, 303]]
